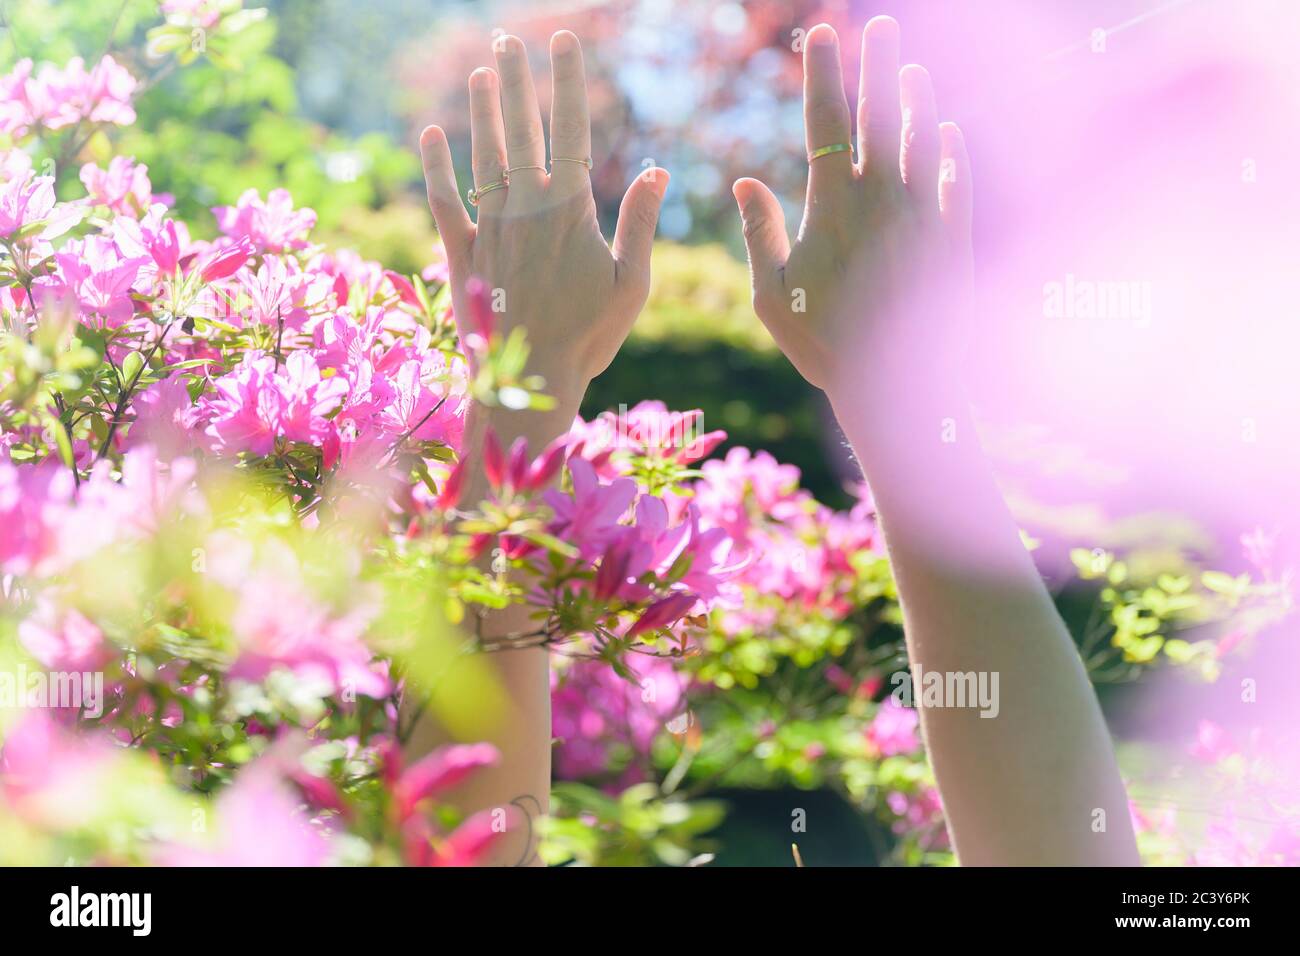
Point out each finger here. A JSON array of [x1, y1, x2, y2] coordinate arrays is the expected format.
[[938, 122, 973, 245], [803, 24, 854, 190], [899, 64, 940, 206], [857, 15, 901, 180], [612, 167, 669, 286], [419, 125, 474, 266], [732, 177, 790, 307], [548, 30, 592, 197], [468, 67, 509, 215], [492, 34, 547, 196]]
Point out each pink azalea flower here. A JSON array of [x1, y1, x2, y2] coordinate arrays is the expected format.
[[375, 357, 463, 446], [127, 376, 197, 456], [276, 351, 350, 447], [80, 156, 154, 216], [199, 352, 348, 457], [1240, 527, 1277, 574], [214, 187, 316, 253], [59, 449, 198, 557], [224, 554, 389, 699], [628, 591, 699, 637], [0, 60, 36, 136], [393, 743, 499, 820], [27, 56, 137, 130], [0, 146, 32, 182], [17, 600, 111, 672], [0, 712, 123, 830], [198, 236, 253, 282], [885, 785, 947, 845], [551, 656, 686, 784], [866, 698, 921, 757], [147, 217, 181, 273], [568, 401, 726, 479], [544, 458, 637, 560], [46, 234, 146, 328], [0, 171, 82, 239], [241, 254, 309, 328], [156, 762, 333, 866], [199, 354, 284, 455], [108, 204, 190, 274], [0, 460, 74, 576]]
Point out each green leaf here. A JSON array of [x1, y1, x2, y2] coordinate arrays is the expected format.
[[51, 419, 74, 470]]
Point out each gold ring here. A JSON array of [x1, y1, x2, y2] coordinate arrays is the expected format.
[[467, 179, 507, 206], [505, 163, 547, 176], [551, 156, 593, 169], [808, 143, 852, 162]]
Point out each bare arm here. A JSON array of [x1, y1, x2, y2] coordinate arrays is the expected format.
[[733, 17, 1138, 865], [406, 30, 668, 865], [401, 397, 575, 866]]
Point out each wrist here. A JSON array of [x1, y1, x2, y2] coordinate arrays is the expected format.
[[469, 371, 588, 452], [826, 364, 971, 478], [524, 351, 591, 412]]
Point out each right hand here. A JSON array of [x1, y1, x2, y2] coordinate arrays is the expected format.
[[732, 16, 972, 395]]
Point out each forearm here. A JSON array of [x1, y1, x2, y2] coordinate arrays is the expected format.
[[403, 375, 586, 866], [828, 371, 1139, 866]]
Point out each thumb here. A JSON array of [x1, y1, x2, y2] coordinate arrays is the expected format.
[[612, 167, 669, 282], [732, 178, 790, 301]]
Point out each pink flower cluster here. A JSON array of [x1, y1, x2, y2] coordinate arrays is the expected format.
[[0, 171, 82, 240], [541, 457, 745, 627], [80, 156, 163, 216], [865, 698, 921, 757], [567, 400, 725, 476], [0, 448, 194, 584], [551, 656, 687, 787], [566, 424, 880, 641], [0, 55, 136, 137], [215, 187, 318, 253], [692, 448, 878, 630]]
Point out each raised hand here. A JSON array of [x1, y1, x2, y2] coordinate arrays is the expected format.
[[409, 31, 670, 866], [732, 16, 972, 393], [418, 30, 669, 410], [731, 18, 1139, 866]]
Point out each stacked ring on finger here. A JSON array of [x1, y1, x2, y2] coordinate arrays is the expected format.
[[551, 155, 593, 169], [467, 179, 507, 206], [505, 163, 547, 177]]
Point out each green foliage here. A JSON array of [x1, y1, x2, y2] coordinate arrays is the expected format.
[[543, 782, 725, 867], [1069, 546, 1289, 680], [634, 241, 773, 351]]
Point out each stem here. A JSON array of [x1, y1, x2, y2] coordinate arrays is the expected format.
[[96, 329, 169, 461]]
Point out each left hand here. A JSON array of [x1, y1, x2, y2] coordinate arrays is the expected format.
[[418, 30, 669, 409]]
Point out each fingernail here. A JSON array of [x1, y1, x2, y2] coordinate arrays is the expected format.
[[808, 23, 836, 46], [865, 16, 900, 42]]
